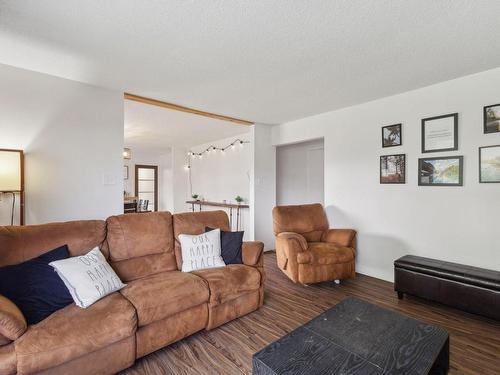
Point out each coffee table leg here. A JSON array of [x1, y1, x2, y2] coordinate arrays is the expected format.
[[429, 336, 449, 375]]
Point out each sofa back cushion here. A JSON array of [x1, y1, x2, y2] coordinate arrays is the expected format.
[[104, 212, 177, 281], [0, 220, 106, 267], [173, 211, 230, 270], [272, 203, 329, 242]]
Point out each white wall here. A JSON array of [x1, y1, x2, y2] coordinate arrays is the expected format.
[[272, 67, 500, 281], [189, 133, 252, 238], [250, 124, 276, 251], [0, 64, 124, 224], [123, 148, 173, 211], [171, 146, 190, 213], [277, 138, 324, 205]]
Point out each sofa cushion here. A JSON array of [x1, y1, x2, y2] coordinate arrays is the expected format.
[[120, 271, 209, 327], [298, 243, 355, 265], [193, 265, 261, 305], [179, 229, 225, 272], [0, 220, 107, 268], [105, 212, 177, 281], [0, 245, 73, 325], [50, 248, 126, 308], [173, 211, 230, 270], [14, 293, 136, 375], [206, 227, 244, 265]]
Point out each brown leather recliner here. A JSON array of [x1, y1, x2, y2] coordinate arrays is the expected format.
[[272, 203, 356, 284]]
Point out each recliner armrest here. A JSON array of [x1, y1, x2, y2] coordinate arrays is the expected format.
[[276, 232, 308, 252], [321, 229, 356, 248], [0, 295, 27, 345], [242, 241, 264, 267]]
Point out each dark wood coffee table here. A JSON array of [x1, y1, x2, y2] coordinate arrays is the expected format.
[[253, 297, 449, 374]]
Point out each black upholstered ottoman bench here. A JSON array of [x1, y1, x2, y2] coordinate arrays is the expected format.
[[394, 255, 500, 321]]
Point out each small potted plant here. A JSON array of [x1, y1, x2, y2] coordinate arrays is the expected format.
[[192, 194, 199, 201], [235, 195, 244, 204]]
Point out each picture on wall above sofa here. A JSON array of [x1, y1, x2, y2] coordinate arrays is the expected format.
[[380, 154, 406, 184], [484, 104, 500, 134], [382, 123, 402, 147], [421, 113, 458, 153], [479, 145, 500, 183], [418, 156, 463, 186]]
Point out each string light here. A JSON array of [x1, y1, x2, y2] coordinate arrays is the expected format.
[[187, 138, 250, 158]]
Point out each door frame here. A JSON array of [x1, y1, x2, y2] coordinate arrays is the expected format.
[[134, 164, 159, 211]]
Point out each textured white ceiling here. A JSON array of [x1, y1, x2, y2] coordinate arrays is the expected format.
[[2, 1, 500, 124], [124, 100, 249, 151]]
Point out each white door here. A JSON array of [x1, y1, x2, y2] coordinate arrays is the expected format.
[[306, 147, 324, 205], [276, 138, 324, 206]]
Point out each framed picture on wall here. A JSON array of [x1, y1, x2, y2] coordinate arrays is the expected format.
[[421, 113, 458, 153], [483, 104, 500, 134], [123, 165, 129, 180], [382, 124, 402, 147], [380, 154, 406, 184], [479, 145, 500, 183], [418, 156, 463, 186]]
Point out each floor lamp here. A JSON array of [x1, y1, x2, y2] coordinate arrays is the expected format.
[[0, 149, 24, 225]]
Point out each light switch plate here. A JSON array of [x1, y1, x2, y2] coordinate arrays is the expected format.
[[102, 173, 117, 185]]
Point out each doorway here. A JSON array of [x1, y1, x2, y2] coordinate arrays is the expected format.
[[135, 165, 158, 211], [276, 138, 324, 206]]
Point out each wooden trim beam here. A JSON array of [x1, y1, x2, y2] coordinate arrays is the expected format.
[[124, 93, 254, 126]]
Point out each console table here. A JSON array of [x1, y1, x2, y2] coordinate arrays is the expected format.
[[185, 200, 249, 231]]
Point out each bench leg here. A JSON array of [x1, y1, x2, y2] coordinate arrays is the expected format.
[[397, 291, 404, 299]]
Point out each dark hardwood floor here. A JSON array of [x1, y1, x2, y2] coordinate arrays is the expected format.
[[121, 252, 500, 375]]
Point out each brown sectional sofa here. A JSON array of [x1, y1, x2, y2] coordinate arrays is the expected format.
[[0, 210, 265, 375]]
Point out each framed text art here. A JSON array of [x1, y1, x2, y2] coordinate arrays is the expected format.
[[422, 113, 458, 153]]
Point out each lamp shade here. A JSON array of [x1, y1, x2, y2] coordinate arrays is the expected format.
[[0, 150, 22, 192], [123, 148, 132, 160]]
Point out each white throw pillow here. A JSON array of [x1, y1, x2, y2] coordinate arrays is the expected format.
[[49, 247, 126, 308], [179, 229, 226, 272]]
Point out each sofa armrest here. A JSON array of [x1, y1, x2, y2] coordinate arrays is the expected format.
[[0, 295, 27, 344], [321, 229, 356, 248], [242, 241, 264, 267]]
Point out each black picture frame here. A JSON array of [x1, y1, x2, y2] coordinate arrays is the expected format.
[[380, 154, 406, 184], [479, 145, 500, 183], [483, 104, 500, 134], [381, 123, 402, 148], [421, 113, 458, 153], [418, 156, 463, 186]]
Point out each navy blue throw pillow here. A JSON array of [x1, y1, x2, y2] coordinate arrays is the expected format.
[[0, 245, 74, 325], [205, 227, 244, 265]]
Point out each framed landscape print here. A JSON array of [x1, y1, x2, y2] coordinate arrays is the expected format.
[[380, 154, 405, 184], [479, 145, 500, 183], [382, 124, 402, 147], [484, 104, 500, 134], [418, 156, 463, 186], [421, 113, 458, 153]]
